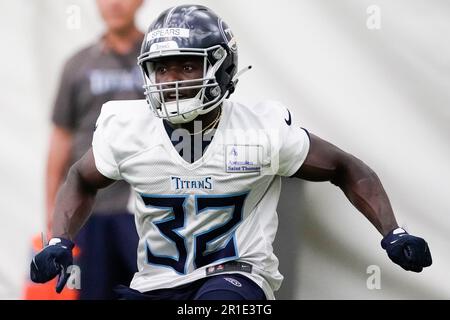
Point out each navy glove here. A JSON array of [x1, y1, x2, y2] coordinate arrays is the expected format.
[[30, 237, 74, 293], [381, 228, 432, 272]]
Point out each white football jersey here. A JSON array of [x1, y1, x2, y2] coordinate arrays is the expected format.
[[92, 99, 310, 299]]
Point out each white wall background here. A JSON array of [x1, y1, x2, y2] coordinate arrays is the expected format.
[[0, 0, 448, 299]]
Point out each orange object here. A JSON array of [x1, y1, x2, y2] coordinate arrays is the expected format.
[[23, 234, 81, 300]]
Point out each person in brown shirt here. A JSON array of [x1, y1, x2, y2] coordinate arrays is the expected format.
[[46, 0, 144, 299]]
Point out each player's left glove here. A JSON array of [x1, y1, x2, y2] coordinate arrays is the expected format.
[[30, 237, 74, 293], [381, 227, 432, 272]]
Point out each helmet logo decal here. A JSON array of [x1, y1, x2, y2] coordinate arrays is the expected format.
[[147, 28, 190, 41], [227, 34, 237, 52], [219, 19, 237, 52]]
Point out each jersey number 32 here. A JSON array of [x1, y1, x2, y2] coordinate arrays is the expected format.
[[140, 192, 248, 274]]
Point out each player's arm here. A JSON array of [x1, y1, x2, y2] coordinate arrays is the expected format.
[[293, 133, 432, 272], [52, 147, 115, 240], [46, 125, 73, 235], [31, 148, 114, 291], [293, 133, 397, 236]]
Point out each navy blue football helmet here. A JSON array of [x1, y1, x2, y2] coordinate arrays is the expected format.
[[138, 5, 239, 123]]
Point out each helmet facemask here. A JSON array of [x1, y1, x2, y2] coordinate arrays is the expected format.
[[139, 45, 229, 124]]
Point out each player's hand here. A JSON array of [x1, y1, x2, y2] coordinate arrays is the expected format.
[[30, 237, 74, 293], [381, 228, 432, 272]]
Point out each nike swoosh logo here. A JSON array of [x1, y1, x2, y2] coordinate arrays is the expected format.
[[285, 109, 292, 126], [32, 258, 39, 271], [390, 235, 406, 244]]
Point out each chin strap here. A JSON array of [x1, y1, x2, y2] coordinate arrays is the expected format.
[[195, 65, 253, 117], [227, 65, 252, 96], [166, 65, 254, 123], [233, 65, 253, 82]]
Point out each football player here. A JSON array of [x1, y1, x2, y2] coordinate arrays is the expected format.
[[30, 5, 432, 300]]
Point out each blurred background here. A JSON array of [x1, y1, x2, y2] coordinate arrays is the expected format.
[[0, 0, 449, 299]]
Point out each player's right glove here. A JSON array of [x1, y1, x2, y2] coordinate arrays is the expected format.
[[381, 227, 432, 272], [30, 237, 74, 293]]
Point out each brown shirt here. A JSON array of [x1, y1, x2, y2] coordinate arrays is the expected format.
[[52, 35, 144, 214]]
